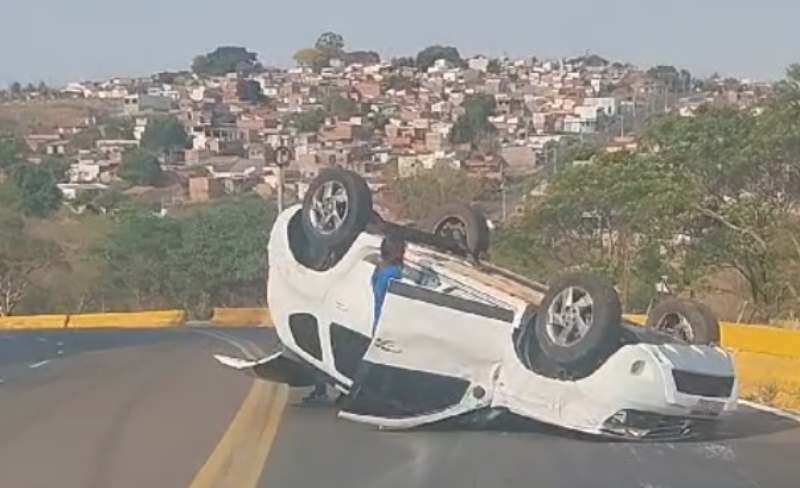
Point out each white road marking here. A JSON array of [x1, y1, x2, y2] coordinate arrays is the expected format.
[[214, 353, 280, 370], [28, 360, 50, 369], [739, 399, 800, 423], [193, 329, 264, 359]]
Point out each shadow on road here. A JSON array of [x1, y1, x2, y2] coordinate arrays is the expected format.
[[362, 406, 800, 444]]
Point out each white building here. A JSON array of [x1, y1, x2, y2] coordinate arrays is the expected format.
[[468, 56, 490, 73]]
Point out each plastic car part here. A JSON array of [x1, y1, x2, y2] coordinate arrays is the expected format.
[[534, 273, 622, 373], [422, 204, 490, 257], [645, 298, 721, 345], [214, 351, 317, 387], [301, 168, 373, 249]]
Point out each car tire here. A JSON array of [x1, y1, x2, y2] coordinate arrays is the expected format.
[[645, 298, 720, 345], [302, 168, 373, 249], [534, 273, 622, 373], [423, 204, 490, 257]]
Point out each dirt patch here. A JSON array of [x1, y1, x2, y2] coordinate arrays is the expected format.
[[0, 99, 123, 134]]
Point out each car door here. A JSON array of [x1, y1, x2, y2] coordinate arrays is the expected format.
[[340, 276, 517, 429]]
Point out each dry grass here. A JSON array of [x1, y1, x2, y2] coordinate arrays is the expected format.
[[0, 99, 122, 133]]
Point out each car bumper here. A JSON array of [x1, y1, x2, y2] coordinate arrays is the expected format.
[[494, 342, 738, 438]]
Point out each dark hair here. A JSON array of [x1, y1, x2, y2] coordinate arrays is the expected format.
[[380, 236, 406, 266]]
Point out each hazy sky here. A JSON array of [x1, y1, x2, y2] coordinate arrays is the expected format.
[[2, 0, 798, 87]]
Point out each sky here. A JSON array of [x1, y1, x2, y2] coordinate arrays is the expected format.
[[1, 0, 799, 87]]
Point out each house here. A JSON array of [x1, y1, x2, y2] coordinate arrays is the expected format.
[[205, 157, 265, 180], [500, 145, 539, 176], [583, 97, 617, 116], [25, 134, 62, 153], [462, 154, 505, 179], [468, 56, 490, 73], [189, 176, 225, 202], [44, 140, 68, 156], [124, 94, 173, 114], [425, 131, 445, 152], [57, 183, 109, 201], [354, 80, 382, 100], [397, 154, 423, 178], [320, 122, 355, 143], [96, 139, 139, 163]]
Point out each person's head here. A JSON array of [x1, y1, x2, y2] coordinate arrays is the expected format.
[[380, 236, 406, 267]]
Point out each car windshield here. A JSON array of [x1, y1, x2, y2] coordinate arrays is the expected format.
[[3, 1, 800, 486]]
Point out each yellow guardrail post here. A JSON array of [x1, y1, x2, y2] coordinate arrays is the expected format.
[[211, 308, 273, 328], [0, 315, 69, 330]]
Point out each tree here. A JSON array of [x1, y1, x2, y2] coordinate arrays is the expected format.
[[392, 57, 416, 68], [0, 136, 25, 171], [70, 127, 102, 150], [9, 82, 22, 96], [416, 45, 463, 71], [344, 51, 381, 66], [98, 195, 276, 316], [98, 210, 181, 309], [389, 166, 497, 222], [192, 46, 260, 76], [581, 54, 609, 67], [647, 65, 691, 92], [11, 164, 63, 217], [292, 109, 327, 133], [103, 117, 135, 139], [141, 116, 189, 153], [165, 196, 276, 317], [323, 94, 358, 118], [293, 48, 326, 70], [487, 58, 502, 74], [42, 157, 69, 182], [37, 81, 49, 95], [494, 74, 800, 319], [386, 75, 419, 92], [0, 212, 64, 316], [236, 80, 266, 103], [315, 32, 345, 54], [119, 149, 164, 187], [449, 94, 497, 145], [493, 152, 694, 310]]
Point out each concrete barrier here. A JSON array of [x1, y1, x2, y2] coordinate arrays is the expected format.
[[211, 308, 273, 328], [720, 323, 800, 359], [625, 315, 800, 359], [734, 352, 800, 411], [0, 314, 68, 330], [67, 310, 187, 329]]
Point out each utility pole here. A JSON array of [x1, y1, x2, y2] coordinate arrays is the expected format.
[[274, 145, 292, 213], [551, 143, 559, 175], [501, 164, 507, 222]]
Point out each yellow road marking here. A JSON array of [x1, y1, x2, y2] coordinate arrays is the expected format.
[[190, 381, 289, 488]]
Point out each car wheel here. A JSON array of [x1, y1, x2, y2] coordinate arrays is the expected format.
[[645, 298, 720, 345], [534, 273, 622, 372], [302, 169, 373, 249], [423, 204, 490, 257]]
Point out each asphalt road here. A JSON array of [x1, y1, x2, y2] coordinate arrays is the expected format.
[[0, 327, 274, 488], [2, 327, 800, 488], [263, 398, 800, 488]]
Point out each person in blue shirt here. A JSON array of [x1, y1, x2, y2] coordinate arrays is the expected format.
[[371, 236, 406, 333]]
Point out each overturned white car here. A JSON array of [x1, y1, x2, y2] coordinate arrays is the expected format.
[[218, 169, 738, 440]]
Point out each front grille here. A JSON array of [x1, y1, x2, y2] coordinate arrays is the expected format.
[[672, 370, 734, 398], [602, 410, 694, 440]]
